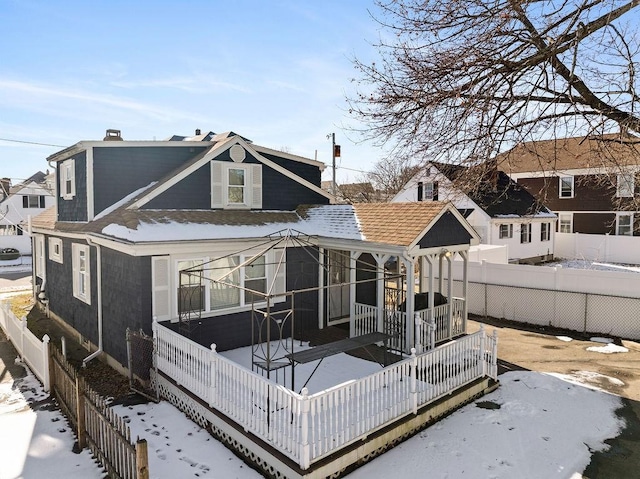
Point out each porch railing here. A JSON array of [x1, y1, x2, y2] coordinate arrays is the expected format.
[[153, 321, 497, 470], [354, 298, 466, 352]]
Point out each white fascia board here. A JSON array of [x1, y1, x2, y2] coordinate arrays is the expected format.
[[251, 149, 334, 202], [509, 165, 640, 179], [252, 144, 326, 171], [46, 140, 213, 163]]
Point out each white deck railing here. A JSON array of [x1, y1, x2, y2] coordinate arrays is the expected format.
[[354, 298, 466, 352], [0, 301, 50, 391], [153, 321, 497, 470]]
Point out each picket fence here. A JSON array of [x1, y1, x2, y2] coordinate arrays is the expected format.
[[154, 321, 497, 470], [0, 300, 50, 391]]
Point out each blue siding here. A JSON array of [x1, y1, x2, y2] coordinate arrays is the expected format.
[[57, 151, 88, 222], [144, 163, 211, 209], [93, 146, 208, 215], [101, 249, 152, 366], [45, 237, 98, 344], [418, 211, 473, 248]]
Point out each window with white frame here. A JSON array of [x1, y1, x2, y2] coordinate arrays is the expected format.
[[34, 235, 45, 279], [617, 173, 635, 198], [49, 237, 63, 263], [558, 213, 573, 233], [176, 251, 283, 315], [498, 223, 513, 239], [617, 213, 633, 236], [559, 176, 574, 198], [211, 160, 262, 209], [541, 222, 551, 241], [72, 243, 91, 304], [520, 223, 532, 243], [227, 167, 247, 205], [60, 159, 76, 200]]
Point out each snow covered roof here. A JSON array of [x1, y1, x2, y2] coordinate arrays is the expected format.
[[33, 201, 460, 248]]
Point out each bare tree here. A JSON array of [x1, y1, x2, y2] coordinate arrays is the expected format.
[[363, 156, 422, 198], [349, 0, 640, 173]]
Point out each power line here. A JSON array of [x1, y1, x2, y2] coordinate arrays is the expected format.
[[0, 137, 66, 148]]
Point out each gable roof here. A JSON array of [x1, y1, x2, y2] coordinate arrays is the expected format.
[[496, 133, 640, 174], [429, 162, 553, 218], [127, 134, 333, 209]]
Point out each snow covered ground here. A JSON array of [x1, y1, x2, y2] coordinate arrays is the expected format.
[[546, 258, 640, 273], [0, 348, 625, 479]]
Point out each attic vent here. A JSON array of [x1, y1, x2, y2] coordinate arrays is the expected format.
[[103, 129, 123, 141], [195, 129, 201, 136], [230, 144, 246, 162]]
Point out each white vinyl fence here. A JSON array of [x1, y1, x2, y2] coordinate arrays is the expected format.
[[0, 301, 50, 391], [442, 261, 640, 340], [153, 321, 497, 470], [555, 232, 640, 264]]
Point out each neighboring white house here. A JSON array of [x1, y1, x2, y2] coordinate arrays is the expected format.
[[393, 162, 557, 264], [0, 172, 55, 255]]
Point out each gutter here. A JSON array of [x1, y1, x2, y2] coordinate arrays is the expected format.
[[82, 236, 103, 367]]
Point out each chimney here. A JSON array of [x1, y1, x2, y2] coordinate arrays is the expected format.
[[195, 129, 201, 136], [103, 129, 123, 141]]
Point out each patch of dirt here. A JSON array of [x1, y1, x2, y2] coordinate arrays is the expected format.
[[23, 300, 131, 401]]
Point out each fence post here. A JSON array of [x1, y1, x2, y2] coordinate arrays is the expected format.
[[19, 316, 26, 358], [300, 387, 310, 470], [491, 329, 498, 379], [42, 335, 50, 392], [429, 319, 436, 350], [209, 344, 217, 408], [48, 343, 56, 397], [136, 438, 150, 479], [76, 376, 86, 449], [414, 314, 422, 353], [410, 348, 418, 415], [479, 325, 486, 377]]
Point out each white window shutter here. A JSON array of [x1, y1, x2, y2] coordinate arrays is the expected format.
[[211, 161, 223, 208], [251, 164, 262, 209], [69, 159, 76, 197], [71, 244, 79, 296], [152, 256, 171, 322], [271, 249, 286, 304]]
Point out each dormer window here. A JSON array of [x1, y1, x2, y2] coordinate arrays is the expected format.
[[211, 160, 262, 209], [228, 168, 247, 205], [60, 159, 76, 200]]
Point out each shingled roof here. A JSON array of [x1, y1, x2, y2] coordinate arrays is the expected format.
[[430, 162, 552, 218], [496, 133, 640, 174], [32, 201, 456, 248]]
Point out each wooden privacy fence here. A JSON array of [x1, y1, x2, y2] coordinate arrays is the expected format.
[[0, 301, 50, 390], [49, 346, 149, 479]]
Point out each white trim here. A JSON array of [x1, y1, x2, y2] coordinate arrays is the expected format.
[[510, 165, 640, 179], [616, 172, 635, 198], [559, 176, 574, 198], [48, 237, 63, 263], [34, 234, 45, 279], [72, 243, 91, 305], [60, 159, 76, 200], [616, 212, 633, 236], [558, 212, 573, 233], [87, 148, 94, 220]]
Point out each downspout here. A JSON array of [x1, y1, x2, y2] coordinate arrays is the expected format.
[[82, 237, 102, 367]]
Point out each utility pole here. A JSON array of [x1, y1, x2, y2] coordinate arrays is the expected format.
[[327, 133, 340, 197]]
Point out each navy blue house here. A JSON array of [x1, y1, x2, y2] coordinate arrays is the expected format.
[[31, 129, 479, 373]]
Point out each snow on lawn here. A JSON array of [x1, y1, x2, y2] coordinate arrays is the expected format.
[[587, 343, 629, 354], [0, 351, 626, 479], [111, 401, 263, 479], [347, 371, 623, 479], [0, 366, 103, 479]]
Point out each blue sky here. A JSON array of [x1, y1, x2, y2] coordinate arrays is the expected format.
[[0, 0, 383, 185]]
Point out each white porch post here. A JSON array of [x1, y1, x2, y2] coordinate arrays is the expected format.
[[438, 253, 444, 294], [403, 256, 415, 351], [375, 254, 386, 334], [447, 253, 453, 338], [349, 251, 358, 338], [461, 249, 469, 333], [318, 248, 325, 330]]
